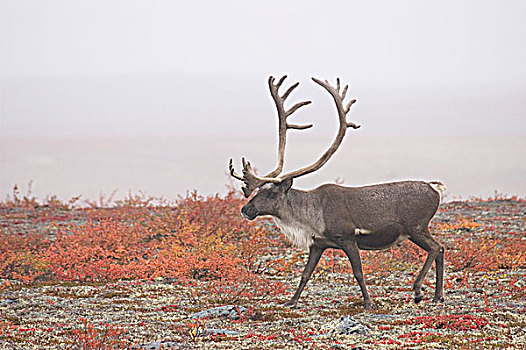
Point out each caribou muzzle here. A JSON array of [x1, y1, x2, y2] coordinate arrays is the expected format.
[[241, 204, 258, 220]]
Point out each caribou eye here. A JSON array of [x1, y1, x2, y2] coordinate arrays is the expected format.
[[267, 192, 277, 199]]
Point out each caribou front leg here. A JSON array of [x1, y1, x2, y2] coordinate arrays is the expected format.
[[284, 245, 326, 307], [342, 242, 376, 310]]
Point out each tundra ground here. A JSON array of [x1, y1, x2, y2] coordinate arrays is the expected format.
[[1, 192, 525, 349]]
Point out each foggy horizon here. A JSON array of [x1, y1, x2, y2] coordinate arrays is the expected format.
[[3, 74, 525, 137], [1, 1, 525, 200]]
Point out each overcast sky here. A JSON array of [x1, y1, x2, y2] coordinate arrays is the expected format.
[[1, 1, 525, 199], [1, 0, 525, 137]]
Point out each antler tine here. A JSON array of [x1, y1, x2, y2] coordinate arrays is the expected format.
[[341, 85, 348, 100], [229, 158, 244, 181], [275, 75, 287, 89], [345, 99, 358, 126], [285, 101, 312, 119], [229, 157, 275, 198], [241, 158, 259, 181], [287, 122, 313, 130], [281, 82, 299, 101], [314, 77, 360, 129], [273, 77, 360, 182], [312, 78, 358, 116], [268, 75, 312, 122]]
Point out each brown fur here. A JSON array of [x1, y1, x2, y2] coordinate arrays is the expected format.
[[241, 180, 445, 310]]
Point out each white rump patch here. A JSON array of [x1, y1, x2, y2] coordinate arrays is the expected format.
[[354, 228, 372, 235], [429, 181, 446, 199]]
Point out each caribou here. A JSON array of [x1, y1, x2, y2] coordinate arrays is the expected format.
[[229, 76, 445, 310]]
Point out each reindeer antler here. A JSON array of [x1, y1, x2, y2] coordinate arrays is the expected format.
[[229, 75, 312, 197], [229, 76, 359, 197], [276, 77, 358, 180], [229, 157, 267, 197]]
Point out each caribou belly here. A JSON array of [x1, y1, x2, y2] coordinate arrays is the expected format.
[[357, 232, 409, 250]]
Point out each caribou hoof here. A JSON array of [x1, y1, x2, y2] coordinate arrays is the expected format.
[[364, 302, 377, 311], [414, 295, 424, 303], [432, 296, 445, 303], [283, 300, 297, 308]]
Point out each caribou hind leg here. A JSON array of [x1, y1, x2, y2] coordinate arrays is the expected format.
[[433, 242, 445, 302], [284, 245, 326, 307], [409, 229, 445, 303]]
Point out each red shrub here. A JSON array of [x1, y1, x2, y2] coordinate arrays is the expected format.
[[447, 235, 526, 272], [0, 191, 287, 302], [0, 230, 50, 282]]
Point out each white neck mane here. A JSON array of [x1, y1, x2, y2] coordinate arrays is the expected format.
[[272, 216, 314, 251]]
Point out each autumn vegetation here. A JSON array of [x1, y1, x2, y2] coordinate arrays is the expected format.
[[1, 186, 525, 348], [0, 189, 288, 301]]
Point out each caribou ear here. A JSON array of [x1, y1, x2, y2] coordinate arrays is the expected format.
[[279, 178, 293, 192], [241, 186, 252, 198]]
